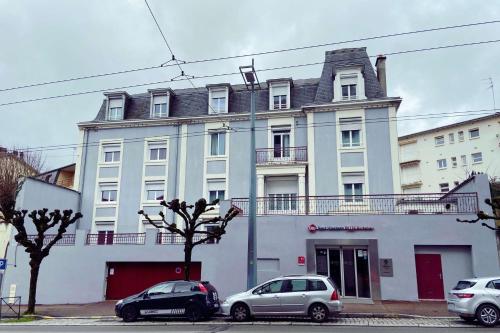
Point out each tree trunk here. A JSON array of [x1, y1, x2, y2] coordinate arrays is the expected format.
[[26, 260, 41, 315], [184, 244, 193, 281]]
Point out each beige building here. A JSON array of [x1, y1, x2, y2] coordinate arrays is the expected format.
[[399, 113, 500, 193]]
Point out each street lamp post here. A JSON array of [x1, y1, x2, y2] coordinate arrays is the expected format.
[[239, 60, 260, 289]]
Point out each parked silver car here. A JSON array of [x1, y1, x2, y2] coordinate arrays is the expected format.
[[447, 277, 500, 327], [221, 274, 343, 322]]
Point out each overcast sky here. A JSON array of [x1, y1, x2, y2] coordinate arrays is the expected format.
[[1, 0, 499, 170]]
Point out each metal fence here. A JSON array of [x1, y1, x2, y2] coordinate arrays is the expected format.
[[231, 192, 479, 216], [256, 146, 307, 165], [156, 233, 217, 245], [26, 234, 75, 246], [0, 297, 21, 319], [86, 233, 145, 245]]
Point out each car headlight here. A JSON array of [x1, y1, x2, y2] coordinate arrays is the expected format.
[[116, 299, 123, 305]]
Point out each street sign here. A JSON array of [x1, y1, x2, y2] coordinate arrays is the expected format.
[[0, 259, 6, 270]]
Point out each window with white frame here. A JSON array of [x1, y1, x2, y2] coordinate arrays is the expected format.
[[448, 133, 455, 143], [268, 193, 297, 211], [270, 84, 289, 110], [340, 74, 357, 100], [340, 117, 362, 148], [272, 127, 291, 158], [209, 89, 228, 114], [458, 131, 464, 141], [145, 182, 165, 201], [439, 183, 449, 193], [148, 141, 167, 161], [210, 132, 226, 156], [451, 156, 457, 168], [437, 159, 447, 169], [461, 155, 467, 166], [151, 95, 168, 118], [434, 136, 444, 146], [469, 128, 480, 139], [471, 152, 483, 163], [207, 180, 226, 204], [102, 144, 121, 163], [205, 225, 220, 244], [107, 98, 123, 121], [100, 183, 118, 203], [342, 172, 364, 202]]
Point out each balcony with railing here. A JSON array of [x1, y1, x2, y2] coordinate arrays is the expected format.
[[27, 234, 76, 246], [256, 146, 307, 165], [231, 192, 478, 216], [86, 233, 145, 245], [156, 232, 218, 245]]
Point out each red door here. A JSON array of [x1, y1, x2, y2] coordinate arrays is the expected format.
[[105, 262, 202, 300], [415, 254, 444, 300]]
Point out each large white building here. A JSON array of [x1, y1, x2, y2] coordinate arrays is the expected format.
[[399, 113, 500, 193]]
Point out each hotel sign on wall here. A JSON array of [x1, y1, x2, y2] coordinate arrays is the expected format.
[[308, 224, 374, 233]]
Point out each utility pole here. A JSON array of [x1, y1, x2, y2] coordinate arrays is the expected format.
[[239, 60, 260, 289], [485, 77, 497, 111]]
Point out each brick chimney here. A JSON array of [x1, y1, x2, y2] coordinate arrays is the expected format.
[[375, 55, 387, 97]]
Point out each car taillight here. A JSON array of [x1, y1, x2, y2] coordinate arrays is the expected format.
[[331, 289, 339, 301], [456, 293, 474, 298], [198, 283, 208, 293]]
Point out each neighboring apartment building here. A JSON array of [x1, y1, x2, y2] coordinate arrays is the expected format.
[[399, 113, 500, 193], [3, 48, 498, 305], [36, 163, 76, 189]]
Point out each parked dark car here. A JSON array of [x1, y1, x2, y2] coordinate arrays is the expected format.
[[115, 280, 219, 322]]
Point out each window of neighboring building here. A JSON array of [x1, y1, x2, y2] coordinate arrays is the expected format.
[[107, 98, 123, 121], [149, 147, 167, 161], [339, 117, 362, 148], [448, 133, 455, 144], [461, 155, 467, 166], [451, 157, 457, 168], [270, 84, 289, 110], [209, 88, 228, 114], [210, 132, 226, 156], [437, 159, 447, 169], [434, 136, 445, 146], [151, 95, 168, 118], [439, 183, 449, 193], [268, 193, 297, 211], [469, 128, 480, 139], [340, 74, 357, 100], [206, 225, 220, 244], [458, 131, 464, 142], [209, 190, 225, 203], [145, 182, 165, 201], [101, 189, 117, 202], [471, 152, 483, 164], [104, 150, 120, 163], [343, 183, 363, 202]]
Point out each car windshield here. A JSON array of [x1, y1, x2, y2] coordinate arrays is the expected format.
[[453, 280, 476, 290]]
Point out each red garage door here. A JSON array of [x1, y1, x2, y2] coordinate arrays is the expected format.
[[105, 262, 202, 300]]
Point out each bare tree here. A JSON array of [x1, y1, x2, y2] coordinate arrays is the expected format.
[[0, 148, 44, 223], [12, 208, 82, 314], [138, 198, 239, 281], [457, 181, 500, 230]]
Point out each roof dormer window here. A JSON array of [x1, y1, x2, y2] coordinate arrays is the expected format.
[[268, 80, 291, 110], [107, 98, 123, 121], [333, 68, 366, 102], [208, 86, 229, 114], [340, 74, 358, 100], [148, 88, 173, 118]]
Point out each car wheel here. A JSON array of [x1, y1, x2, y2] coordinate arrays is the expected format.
[[231, 303, 250, 322], [476, 304, 499, 327], [309, 303, 329, 323], [121, 305, 139, 322], [459, 315, 475, 323], [185, 304, 203, 322]]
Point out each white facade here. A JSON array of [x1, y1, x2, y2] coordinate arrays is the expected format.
[[399, 114, 500, 193]]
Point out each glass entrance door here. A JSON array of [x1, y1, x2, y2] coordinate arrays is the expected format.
[[315, 247, 371, 298]]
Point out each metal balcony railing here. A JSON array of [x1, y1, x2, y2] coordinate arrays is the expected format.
[[156, 232, 217, 245], [86, 233, 145, 245], [26, 234, 76, 246], [256, 146, 307, 165], [231, 192, 479, 216]]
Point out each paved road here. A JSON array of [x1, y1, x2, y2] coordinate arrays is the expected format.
[[0, 326, 499, 333]]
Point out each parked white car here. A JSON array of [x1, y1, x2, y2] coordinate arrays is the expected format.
[[447, 277, 500, 327], [221, 274, 343, 323]]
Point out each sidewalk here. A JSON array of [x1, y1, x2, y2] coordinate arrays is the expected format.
[[12, 300, 451, 319]]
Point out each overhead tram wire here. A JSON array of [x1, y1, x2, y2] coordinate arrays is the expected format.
[[1, 38, 500, 108], [1, 19, 500, 93], [12, 108, 499, 154]]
